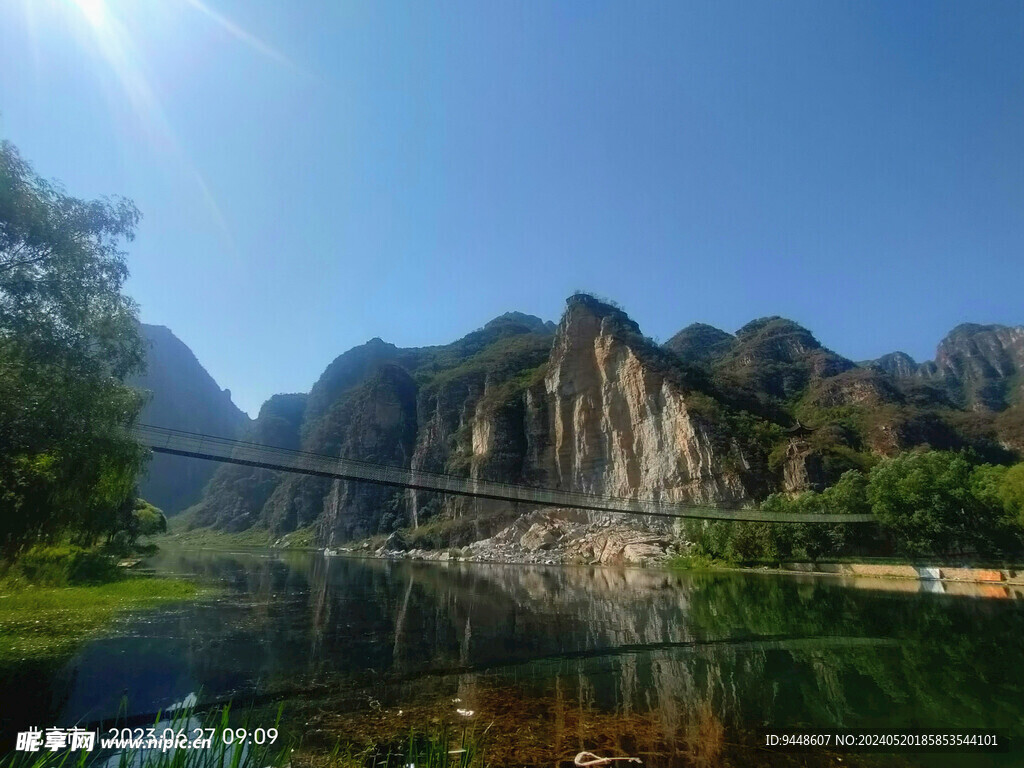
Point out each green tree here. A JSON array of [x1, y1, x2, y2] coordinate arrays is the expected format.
[[818, 469, 876, 553], [999, 463, 1024, 523], [751, 471, 872, 562], [867, 451, 1018, 557], [132, 500, 168, 537], [0, 140, 147, 554], [107, 498, 167, 554]]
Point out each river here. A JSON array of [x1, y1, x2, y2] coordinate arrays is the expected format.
[[7, 549, 1024, 766]]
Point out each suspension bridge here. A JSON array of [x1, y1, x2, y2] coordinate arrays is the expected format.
[[132, 423, 876, 524]]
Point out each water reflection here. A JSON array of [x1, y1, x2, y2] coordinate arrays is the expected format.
[[3, 550, 1024, 765]]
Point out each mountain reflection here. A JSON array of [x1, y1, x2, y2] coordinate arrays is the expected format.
[[5, 550, 1024, 765]]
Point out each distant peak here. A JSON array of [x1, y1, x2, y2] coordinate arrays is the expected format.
[[564, 293, 641, 334], [880, 351, 917, 365], [483, 311, 554, 334], [257, 392, 307, 419], [140, 323, 186, 347], [664, 323, 735, 364], [668, 322, 734, 344], [735, 316, 815, 342], [870, 351, 920, 378], [944, 322, 1017, 340], [680, 322, 731, 335]]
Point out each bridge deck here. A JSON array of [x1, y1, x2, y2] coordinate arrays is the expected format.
[[132, 424, 876, 524]]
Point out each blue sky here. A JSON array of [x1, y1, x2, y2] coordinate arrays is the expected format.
[[2, 1, 1022, 416]]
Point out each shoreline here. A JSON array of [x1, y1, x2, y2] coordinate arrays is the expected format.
[[0, 575, 203, 667], [160, 518, 1024, 595]]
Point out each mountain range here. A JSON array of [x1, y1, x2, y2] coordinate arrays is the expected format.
[[131, 324, 249, 513], [132, 296, 1023, 544]]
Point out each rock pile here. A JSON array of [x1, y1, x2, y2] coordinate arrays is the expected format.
[[357, 508, 678, 567]]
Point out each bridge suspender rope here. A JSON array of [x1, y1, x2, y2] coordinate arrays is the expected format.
[[130, 424, 876, 525]]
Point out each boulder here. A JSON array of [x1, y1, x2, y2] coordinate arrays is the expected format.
[[520, 522, 558, 551], [782, 439, 828, 493], [620, 542, 666, 565], [379, 531, 411, 552], [588, 530, 671, 565]]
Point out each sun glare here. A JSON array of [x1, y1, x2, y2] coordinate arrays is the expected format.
[[67, 0, 108, 28], [20, 0, 299, 258]]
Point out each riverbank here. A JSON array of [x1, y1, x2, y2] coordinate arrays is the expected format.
[[161, 518, 318, 550], [169, 508, 1024, 593], [333, 508, 679, 567], [333, 545, 1024, 597], [0, 576, 201, 666]]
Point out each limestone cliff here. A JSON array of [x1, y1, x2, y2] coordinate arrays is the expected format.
[[545, 295, 748, 503], [868, 323, 1024, 454], [873, 351, 920, 379], [870, 323, 1024, 411], [177, 296, 1021, 542], [183, 313, 555, 539], [312, 364, 418, 542], [186, 393, 304, 530]]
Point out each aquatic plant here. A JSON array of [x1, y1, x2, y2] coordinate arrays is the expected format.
[[1, 703, 289, 768], [0, 577, 201, 665], [324, 723, 491, 768]]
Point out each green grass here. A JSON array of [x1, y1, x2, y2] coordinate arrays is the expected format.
[[7, 545, 123, 586], [666, 553, 733, 571], [160, 521, 317, 550], [0, 577, 201, 665]]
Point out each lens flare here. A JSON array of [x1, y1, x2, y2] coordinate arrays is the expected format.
[[40, 0, 300, 257], [181, 0, 299, 72]]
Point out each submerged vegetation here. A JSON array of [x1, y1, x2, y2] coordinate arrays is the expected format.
[[314, 725, 491, 768], [0, 576, 200, 666]]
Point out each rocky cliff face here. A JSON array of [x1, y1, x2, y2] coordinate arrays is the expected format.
[[182, 296, 758, 542], [185, 312, 556, 540], [131, 324, 249, 513], [932, 324, 1024, 410], [545, 296, 748, 503], [186, 393, 304, 530], [873, 351, 920, 379], [870, 323, 1024, 411], [868, 323, 1024, 452], [313, 365, 418, 542], [174, 297, 1022, 543]]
